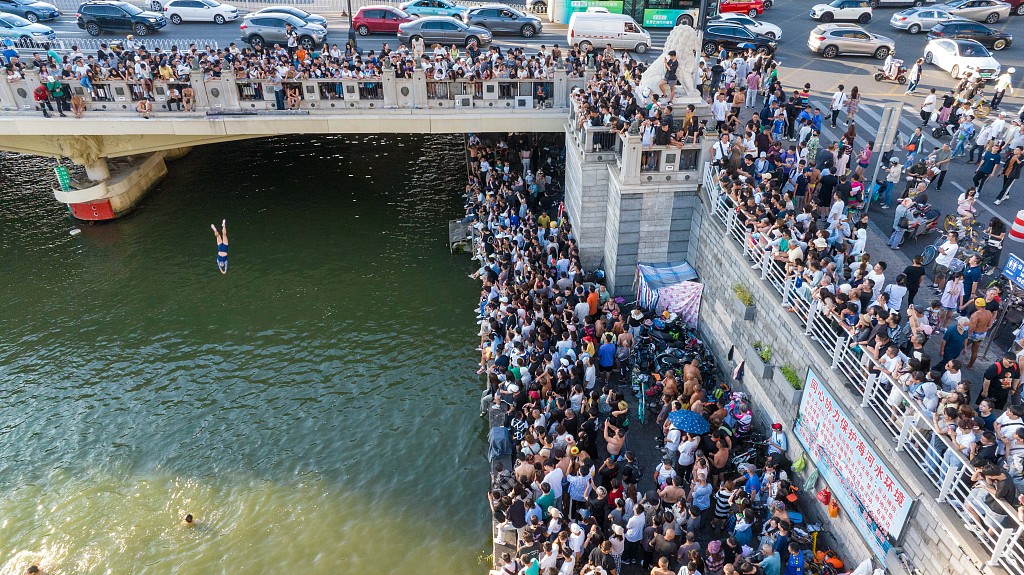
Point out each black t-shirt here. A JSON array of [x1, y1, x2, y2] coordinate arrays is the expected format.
[[903, 264, 926, 290], [588, 549, 616, 573], [985, 361, 1021, 393], [665, 58, 679, 82], [652, 535, 679, 561], [975, 442, 999, 465]]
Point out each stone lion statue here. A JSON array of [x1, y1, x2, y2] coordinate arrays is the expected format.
[[638, 25, 700, 101]]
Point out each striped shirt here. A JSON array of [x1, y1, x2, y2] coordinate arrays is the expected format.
[[714, 488, 732, 518]]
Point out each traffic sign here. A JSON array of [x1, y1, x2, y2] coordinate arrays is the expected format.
[[1002, 253, 1024, 290]]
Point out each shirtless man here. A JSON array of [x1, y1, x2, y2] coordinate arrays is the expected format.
[[658, 476, 686, 505], [136, 97, 152, 119], [603, 419, 625, 460], [651, 556, 674, 575], [661, 369, 679, 401], [182, 85, 195, 111], [683, 357, 702, 387], [966, 297, 996, 369], [70, 94, 86, 118]]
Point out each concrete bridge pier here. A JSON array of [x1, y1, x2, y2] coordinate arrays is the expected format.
[[44, 136, 192, 221], [83, 157, 111, 182], [563, 96, 713, 295]]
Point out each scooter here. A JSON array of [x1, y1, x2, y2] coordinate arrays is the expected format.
[[907, 202, 941, 241], [932, 121, 957, 139], [873, 60, 907, 84]]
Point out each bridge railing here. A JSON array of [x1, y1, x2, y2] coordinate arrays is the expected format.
[[700, 162, 1024, 575], [0, 67, 573, 115]]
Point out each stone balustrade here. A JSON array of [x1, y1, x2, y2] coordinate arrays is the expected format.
[[0, 66, 584, 115]]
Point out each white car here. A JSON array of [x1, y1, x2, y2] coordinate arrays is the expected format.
[[923, 37, 1001, 79], [163, 0, 238, 24], [709, 13, 783, 40], [810, 0, 874, 22]]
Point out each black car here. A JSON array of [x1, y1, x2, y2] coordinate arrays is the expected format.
[[928, 20, 1012, 50], [701, 22, 777, 56], [76, 0, 167, 36]]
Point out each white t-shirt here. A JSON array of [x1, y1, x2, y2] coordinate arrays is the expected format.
[[543, 467, 565, 499], [830, 90, 847, 111], [940, 369, 961, 392], [678, 437, 700, 466], [866, 270, 885, 297], [997, 414, 1024, 442], [935, 241, 959, 267], [665, 427, 682, 452], [884, 284, 908, 310]]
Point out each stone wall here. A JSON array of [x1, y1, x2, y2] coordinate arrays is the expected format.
[[691, 198, 992, 575], [564, 129, 610, 271]]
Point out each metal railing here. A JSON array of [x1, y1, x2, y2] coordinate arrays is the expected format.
[[700, 161, 1024, 574], [7, 36, 220, 55]]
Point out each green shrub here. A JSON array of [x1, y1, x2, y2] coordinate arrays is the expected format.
[[781, 365, 802, 389], [753, 341, 772, 363], [732, 283, 754, 307]]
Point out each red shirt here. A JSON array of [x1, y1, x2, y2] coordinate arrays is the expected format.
[[33, 85, 49, 102]]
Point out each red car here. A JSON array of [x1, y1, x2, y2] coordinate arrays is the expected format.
[[352, 5, 414, 36], [718, 0, 765, 17]]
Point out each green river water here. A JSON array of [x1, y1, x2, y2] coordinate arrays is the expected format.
[[0, 135, 488, 575]]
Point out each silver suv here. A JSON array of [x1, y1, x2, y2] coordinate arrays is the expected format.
[[808, 23, 894, 58], [239, 12, 326, 50]]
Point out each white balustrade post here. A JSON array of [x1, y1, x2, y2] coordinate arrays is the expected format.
[[987, 526, 1022, 567], [831, 336, 844, 370], [896, 414, 916, 451], [552, 65, 567, 108], [0, 74, 18, 110], [805, 301, 818, 336], [862, 373, 877, 407], [936, 462, 959, 502], [759, 250, 770, 280]]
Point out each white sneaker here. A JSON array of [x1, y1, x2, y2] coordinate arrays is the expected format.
[[994, 199, 1003, 205]]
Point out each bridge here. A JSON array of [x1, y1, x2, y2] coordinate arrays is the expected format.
[[0, 65, 582, 220]]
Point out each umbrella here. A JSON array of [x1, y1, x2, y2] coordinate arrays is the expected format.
[[667, 409, 710, 435], [737, 42, 755, 50]]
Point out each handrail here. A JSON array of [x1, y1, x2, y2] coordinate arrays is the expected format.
[[700, 161, 1024, 572]]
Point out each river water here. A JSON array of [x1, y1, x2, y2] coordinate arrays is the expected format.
[[0, 136, 489, 575]]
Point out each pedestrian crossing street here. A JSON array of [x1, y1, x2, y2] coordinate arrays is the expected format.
[[803, 95, 1017, 225]]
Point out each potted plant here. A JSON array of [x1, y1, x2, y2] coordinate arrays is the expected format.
[[775, 364, 804, 405], [732, 283, 755, 321], [748, 340, 774, 379]]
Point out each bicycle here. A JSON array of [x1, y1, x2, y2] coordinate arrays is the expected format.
[[636, 371, 647, 425], [943, 213, 981, 244], [920, 234, 946, 266]]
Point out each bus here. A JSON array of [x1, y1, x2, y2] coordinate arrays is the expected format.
[[550, 0, 700, 28], [629, 0, 701, 28]]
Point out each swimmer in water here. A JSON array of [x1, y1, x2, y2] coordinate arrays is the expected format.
[[183, 513, 196, 527], [211, 220, 228, 274]]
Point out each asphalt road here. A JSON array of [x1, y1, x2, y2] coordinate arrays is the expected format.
[[34, 3, 1024, 265]]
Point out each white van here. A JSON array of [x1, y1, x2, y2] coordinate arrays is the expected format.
[[567, 12, 652, 53]]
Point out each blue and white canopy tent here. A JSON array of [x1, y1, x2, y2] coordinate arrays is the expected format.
[[635, 261, 703, 327]]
